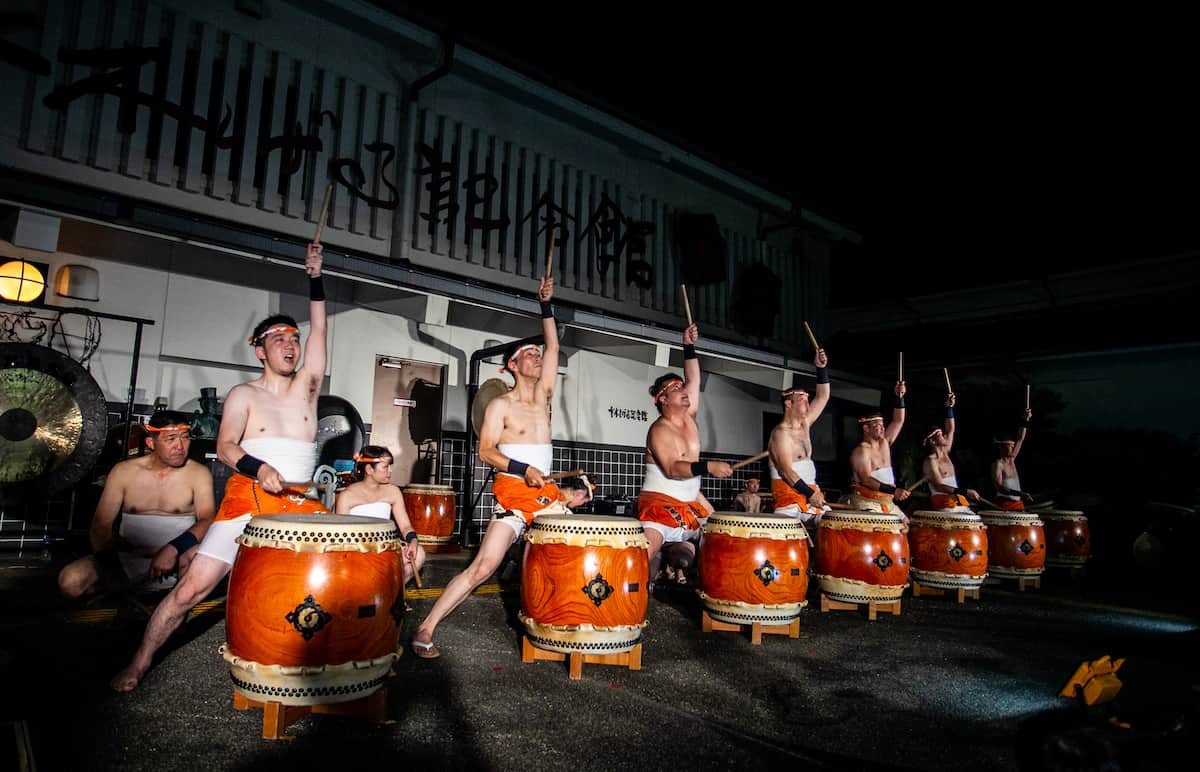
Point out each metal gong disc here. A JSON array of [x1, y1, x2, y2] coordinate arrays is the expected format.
[[0, 343, 108, 492]]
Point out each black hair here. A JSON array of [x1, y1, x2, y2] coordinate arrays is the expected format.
[[147, 410, 192, 430], [249, 314, 299, 347], [354, 444, 393, 478], [649, 373, 683, 414]]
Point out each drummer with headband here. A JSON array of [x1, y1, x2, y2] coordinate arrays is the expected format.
[[768, 347, 831, 537], [639, 322, 733, 589], [921, 393, 980, 511], [112, 241, 329, 692], [412, 272, 567, 659], [991, 407, 1034, 510], [334, 445, 426, 587], [848, 380, 910, 515], [58, 411, 215, 599]]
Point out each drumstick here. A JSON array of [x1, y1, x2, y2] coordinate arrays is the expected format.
[[546, 469, 586, 481], [825, 502, 855, 511], [908, 477, 929, 492], [730, 451, 769, 471], [281, 481, 331, 491], [943, 367, 953, 394], [803, 321, 820, 352], [898, 352, 904, 382], [977, 495, 1006, 510], [1025, 383, 1031, 410], [313, 182, 333, 244], [544, 229, 556, 278], [407, 551, 423, 589], [680, 284, 693, 326]]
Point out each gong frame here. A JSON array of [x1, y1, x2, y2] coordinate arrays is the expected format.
[[0, 300, 155, 493]]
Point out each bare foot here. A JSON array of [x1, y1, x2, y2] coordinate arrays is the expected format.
[[110, 662, 147, 692]]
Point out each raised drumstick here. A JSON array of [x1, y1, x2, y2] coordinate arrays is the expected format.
[[898, 352, 904, 382], [680, 284, 693, 326], [544, 228, 557, 278], [803, 321, 820, 352], [313, 182, 333, 244], [730, 451, 769, 471], [943, 367, 953, 394], [1025, 383, 1031, 410]]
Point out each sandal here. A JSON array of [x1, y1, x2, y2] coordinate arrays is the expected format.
[[411, 640, 441, 659]]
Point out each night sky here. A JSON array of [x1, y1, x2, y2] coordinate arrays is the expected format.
[[381, 3, 1199, 306]]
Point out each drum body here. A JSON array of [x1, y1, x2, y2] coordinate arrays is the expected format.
[[222, 515, 404, 705], [698, 512, 810, 625], [402, 484, 456, 544], [520, 515, 649, 655], [816, 510, 909, 603], [908, 510, 988, 590], [1037, 509, 1090, 567], [979, 511, 1046, 577]]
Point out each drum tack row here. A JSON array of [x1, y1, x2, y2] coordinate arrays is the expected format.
[[217, 505, 1090, 735]]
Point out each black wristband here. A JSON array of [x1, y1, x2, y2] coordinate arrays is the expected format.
[[878, 482, 897, 494], [945, 406, 955, 419], [309, 275, 325, 301], [506, 459, 530, 476], [894, 396, 906, 409], [791, 478, 815, 497], [683, 344, 697, 360], [816, 366, 829, 385], [690, 460, 707, 477], [168, 530, 199, 555], [236, 454, 264, 478], [404, 531, 418, 544], [540, 301, 554, 319]]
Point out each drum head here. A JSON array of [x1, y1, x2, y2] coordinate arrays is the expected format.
[[471, 378, 510, 435], [526, 513, 648, 547], [240, 513, 402, 552]]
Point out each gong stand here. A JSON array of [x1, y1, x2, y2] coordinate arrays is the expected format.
[[0, 301, 155, 454], [463, 335, 542, 548]]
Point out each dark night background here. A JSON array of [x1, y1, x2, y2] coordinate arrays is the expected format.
[[378, 3, 1199, 306], [374, 4, 1200, 512]]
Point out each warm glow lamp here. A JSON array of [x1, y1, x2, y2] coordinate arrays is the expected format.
[[0, 260, 47, 303]]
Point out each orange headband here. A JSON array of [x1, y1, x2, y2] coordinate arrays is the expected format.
[[145, 423, 191, 433], [248, 324, 299, 345], [923, 428, 941, 444], [354, 453, 388, 463], [858, 415, 884, 425], [653, 378, 684, 403], [781, 389, 809, 399]]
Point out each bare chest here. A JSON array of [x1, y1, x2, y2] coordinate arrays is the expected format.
[[123, 470, 196, 515]]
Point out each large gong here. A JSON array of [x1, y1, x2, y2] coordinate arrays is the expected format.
[[0, 343, 108, 493]]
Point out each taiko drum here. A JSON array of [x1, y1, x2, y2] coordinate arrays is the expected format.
[[816, 510, 910, 604], [520, 514, 649, 655], [1036, 509, 1090, 567], [698, 512, 810, 626], [979, 510, 1046, 578], [402, 484, 456, 544], [908, 510, 989, 590], [221, 514, 404, 705]]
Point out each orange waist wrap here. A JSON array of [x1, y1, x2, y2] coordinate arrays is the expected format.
[[771, 478, 821, 511], [850, 484, 895, 514], [996, 498, 1025, 511], [215, 474, 329, 521], [931, 493, 970, 510], [637, 491, 706, 531], [491, 474, 564, 525]]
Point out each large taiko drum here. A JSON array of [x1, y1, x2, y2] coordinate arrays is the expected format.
[[698, 512, 810, 626], [979, 510, 1046, 578], [908, 510, 989, 590], [816, 510, 909, 604], [402, 484, 456, 544], [1035, 509, 1090, 567], [519, 514, 649, 655], [220, 515, 405, 705]]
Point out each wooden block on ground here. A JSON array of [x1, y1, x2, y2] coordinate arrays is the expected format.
[[521, 636, 642, 680], [232, 689, 388, 740], [820, 593, 901, 621], [699, 610, 799, 645]]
